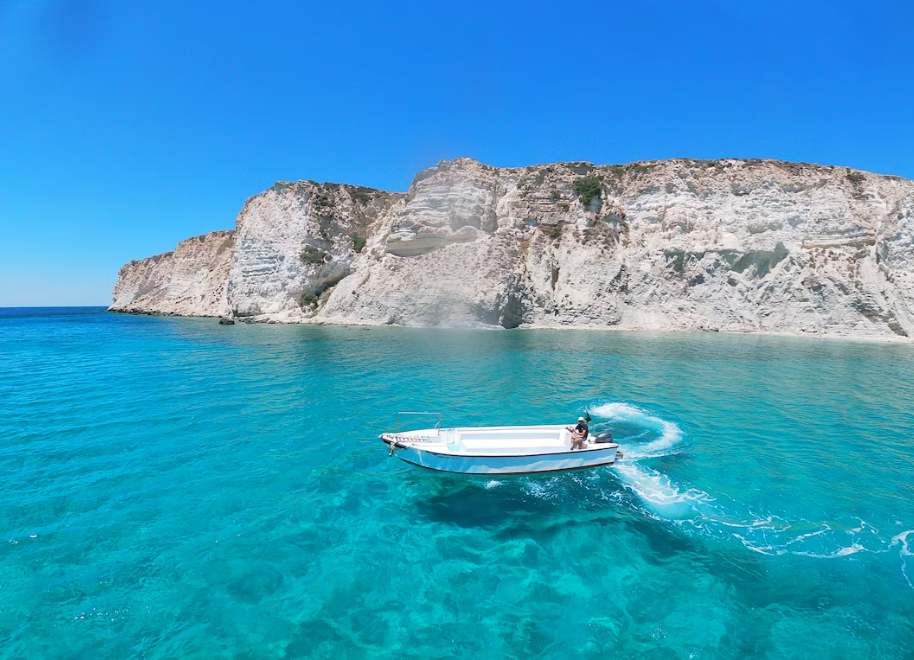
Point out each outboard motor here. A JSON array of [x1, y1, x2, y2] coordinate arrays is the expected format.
[[594, 430, 614, 443]]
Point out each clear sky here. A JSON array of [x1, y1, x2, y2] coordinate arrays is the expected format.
[[1, 0, 912, 306]]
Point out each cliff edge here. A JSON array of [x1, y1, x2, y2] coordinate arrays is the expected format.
[[110, 158, 914, 339], [111, 230, 235, 317]]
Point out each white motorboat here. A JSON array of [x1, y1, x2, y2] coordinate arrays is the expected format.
[[380, 412, 620, 475]]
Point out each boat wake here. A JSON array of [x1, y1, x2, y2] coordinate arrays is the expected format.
[[583, 401, 914, 583], [894, 530, 914, 589], [590, 401, 709, 519]]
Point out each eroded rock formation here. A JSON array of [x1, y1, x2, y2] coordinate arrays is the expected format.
[[111, 230, 235, 317], [110, 158, 914, 339]]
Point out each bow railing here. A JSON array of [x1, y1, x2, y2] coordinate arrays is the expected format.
[[395, 411, 442, 433]]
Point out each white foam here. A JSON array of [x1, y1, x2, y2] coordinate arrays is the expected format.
[[891, 529, 914, 553], [590, 402, 683, 458], [891, 530, 914, 589], [590, 402, 700, 517], [522, 479, 558, 500], [590, 401, 914, 584], [734, 523, 870, 558], [613, 461, 711, 519], [811, 544, 865, 558]]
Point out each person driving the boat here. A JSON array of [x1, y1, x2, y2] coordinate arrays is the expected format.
[[568, 416, 589, 450]]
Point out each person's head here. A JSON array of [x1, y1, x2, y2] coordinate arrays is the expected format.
[[578, 417, 584, 423]]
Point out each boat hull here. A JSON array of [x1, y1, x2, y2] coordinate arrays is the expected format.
[[384, 441, 618, 475]]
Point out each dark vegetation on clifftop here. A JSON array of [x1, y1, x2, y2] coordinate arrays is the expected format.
[[572, 176, 602, 206]]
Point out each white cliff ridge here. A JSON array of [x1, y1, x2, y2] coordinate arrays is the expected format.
[[110, 158, 914, 339]]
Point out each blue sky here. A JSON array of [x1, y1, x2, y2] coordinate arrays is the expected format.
[[1, 0, 912, 306]]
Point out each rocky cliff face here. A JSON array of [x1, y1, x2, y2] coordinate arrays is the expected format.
[[226, 181, 401, 321], [111, 230, 235, 317], [111, 158, 914, 339]]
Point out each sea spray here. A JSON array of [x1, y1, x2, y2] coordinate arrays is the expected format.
[[589, 402, 685, 458], [892, 529, 914, 588], [589, 401, 710, 519], [590, 400, 914, 569]]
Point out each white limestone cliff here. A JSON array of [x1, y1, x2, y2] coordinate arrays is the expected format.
[[110, 158, 914, 340], [226, 181, 401, 321], [110, 230, 235, 317]]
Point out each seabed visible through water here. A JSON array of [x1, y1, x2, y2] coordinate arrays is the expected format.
[[2, 307, 913, 659]]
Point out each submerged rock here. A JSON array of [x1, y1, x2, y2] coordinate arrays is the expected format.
[[218, 316, 235, 325], [109, 158, 914, 340]]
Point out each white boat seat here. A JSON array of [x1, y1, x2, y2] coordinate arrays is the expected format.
[[461, 437, 564, 448], [459, 431, 561, 442], [459, 436, 567, 455]]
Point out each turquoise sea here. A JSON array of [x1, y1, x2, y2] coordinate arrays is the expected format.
[[2, 307, 913, 659]]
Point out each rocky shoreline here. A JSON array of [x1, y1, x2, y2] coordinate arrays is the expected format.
[[111, 158, 914, 340]]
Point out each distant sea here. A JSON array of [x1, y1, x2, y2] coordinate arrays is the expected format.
[[2, 307, 913, 659]]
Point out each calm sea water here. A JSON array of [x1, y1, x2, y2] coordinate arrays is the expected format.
[[2, 307, 913, 659]]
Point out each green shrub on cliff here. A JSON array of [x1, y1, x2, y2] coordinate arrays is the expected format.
[[573, 176, 602, 206], [352, 235, 366, 253], [300, 245, 327, 264], [350, 188, 371, 205], [606, 165, 626, 177], [846, 172, 865, 185], [630, 163, 657, 175]]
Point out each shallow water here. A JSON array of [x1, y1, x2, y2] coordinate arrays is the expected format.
[[2, 308, 913, 659]]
